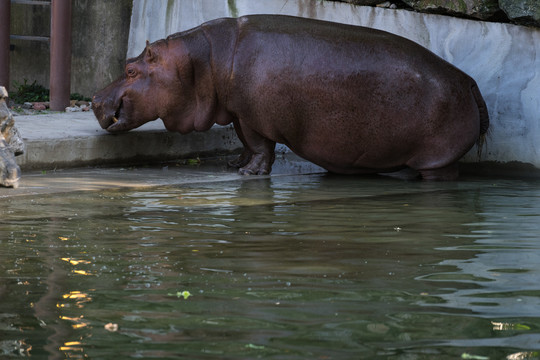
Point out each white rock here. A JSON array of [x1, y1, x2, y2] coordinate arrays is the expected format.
[[65, 106, 82, 113]]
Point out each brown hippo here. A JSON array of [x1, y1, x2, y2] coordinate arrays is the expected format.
[[93, 15, 489, 180]]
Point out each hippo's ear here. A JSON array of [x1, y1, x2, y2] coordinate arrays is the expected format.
[[145, 41, 158, 63]]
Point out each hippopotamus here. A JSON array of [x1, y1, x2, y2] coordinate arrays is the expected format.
[[0, 87, 24, 188], [93, 15, 489, 180]]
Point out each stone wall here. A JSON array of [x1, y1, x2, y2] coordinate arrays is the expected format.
[[334, 0, 540, 26], [8, 0, 132, 98]]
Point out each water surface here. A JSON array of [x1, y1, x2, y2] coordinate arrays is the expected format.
[[1, 173, 540, 359]]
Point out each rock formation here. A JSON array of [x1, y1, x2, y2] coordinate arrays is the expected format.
[[0, 87, 25, 188], [333, 0, 540, 26]]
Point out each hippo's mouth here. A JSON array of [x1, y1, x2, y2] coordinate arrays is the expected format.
[[105, 100, 128, 133], [107, 110, 122, 131], [95, 96, 150, 133]]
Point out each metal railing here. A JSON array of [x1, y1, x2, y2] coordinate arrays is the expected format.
[[0, 0, 71, 111]]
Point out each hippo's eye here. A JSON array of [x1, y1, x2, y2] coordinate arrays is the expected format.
[[126, 67, 137, 78]]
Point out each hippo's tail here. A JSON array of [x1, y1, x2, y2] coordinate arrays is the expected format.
[[472, 83, 489, 159]]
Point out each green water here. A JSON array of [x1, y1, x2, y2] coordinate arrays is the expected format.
[[1, 174, 540, 359]]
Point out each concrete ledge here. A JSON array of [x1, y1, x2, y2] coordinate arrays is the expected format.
[[13, 112, 243, 171]]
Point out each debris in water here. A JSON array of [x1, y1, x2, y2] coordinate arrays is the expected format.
[[461, 353, 489, 360], [104, 323, 118, 332]]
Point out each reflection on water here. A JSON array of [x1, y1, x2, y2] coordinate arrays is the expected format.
[[1, 174, 540, 359]]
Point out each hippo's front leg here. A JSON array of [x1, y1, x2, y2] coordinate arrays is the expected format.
[[228, 119, 253, 169], [239, 150, 276, 175], [228, 148, 253, 168], [234, 123, 276, 175]]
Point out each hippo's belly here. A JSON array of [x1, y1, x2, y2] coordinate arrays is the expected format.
[[238, 69, 469, 172]]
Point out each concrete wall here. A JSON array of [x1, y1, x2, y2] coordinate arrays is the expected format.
[[8, 0, 132, 97], [128, 0, 540, 171], [9, 3, 49, 92]]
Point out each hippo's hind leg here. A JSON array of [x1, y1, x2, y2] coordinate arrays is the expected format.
[[233, 122, 275, 175], [417, 162, 459, 181], [239, 137, 276, 175]]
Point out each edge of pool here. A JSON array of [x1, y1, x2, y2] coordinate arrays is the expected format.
[[11, 111, 540, 179]]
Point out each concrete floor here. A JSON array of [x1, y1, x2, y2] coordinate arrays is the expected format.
[[13, 111, 243, 171]]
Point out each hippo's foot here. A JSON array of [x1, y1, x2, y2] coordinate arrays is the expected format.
[[228, 149, 253, 168], [238, 153, 275, 175], [418, 163, 459, 181]]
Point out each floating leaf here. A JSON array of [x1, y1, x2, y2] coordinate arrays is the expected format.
[[179, 291, 192, 299], [186, 157, 201, 165], [245, 344, 265, 350], [168, 290, 192, 300]]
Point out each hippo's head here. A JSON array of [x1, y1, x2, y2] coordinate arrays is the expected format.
[[0, 87, 24, 188], [93, 40, 186, 133]]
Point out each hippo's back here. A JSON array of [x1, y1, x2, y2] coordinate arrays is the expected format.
[[230, 15, 466, 84]]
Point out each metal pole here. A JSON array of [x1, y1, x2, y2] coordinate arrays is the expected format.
[[49, 0, 72, 111], [0, 0, 11, 90]]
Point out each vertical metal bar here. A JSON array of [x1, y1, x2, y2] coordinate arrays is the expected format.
[[0, 0, 11, 90], [49, 0, 71, 111]]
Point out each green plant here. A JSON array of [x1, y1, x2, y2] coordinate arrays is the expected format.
[[70, 92, 91, 102], [9, 80, 92, 104], [10, 79, 49, 103]]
